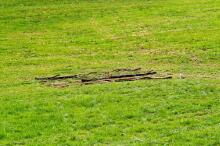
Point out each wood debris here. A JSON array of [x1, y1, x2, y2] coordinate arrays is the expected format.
[[35, 68, 172, 86]]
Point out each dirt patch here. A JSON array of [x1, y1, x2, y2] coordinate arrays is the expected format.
[[36, 68, 172, 87]]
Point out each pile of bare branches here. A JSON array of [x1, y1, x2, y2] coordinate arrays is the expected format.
[[35, 68, 172, 85]]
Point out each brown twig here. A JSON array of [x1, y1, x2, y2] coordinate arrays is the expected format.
[[81, 70, 156, 82], [82, 75, 172, 84], [113, 68, 142, 72], [35, 74, 78, 80], [109, 70, 156, 79]]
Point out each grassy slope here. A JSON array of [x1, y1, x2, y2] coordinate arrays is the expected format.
[[0, 0, 220, 145]]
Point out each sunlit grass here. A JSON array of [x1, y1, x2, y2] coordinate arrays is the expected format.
[[0, 0, 219, 145]]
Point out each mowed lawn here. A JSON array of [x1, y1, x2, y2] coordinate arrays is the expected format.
[[0, 0, 220, 145]]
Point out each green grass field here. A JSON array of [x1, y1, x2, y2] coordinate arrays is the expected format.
[[0, 0, 220, 145]]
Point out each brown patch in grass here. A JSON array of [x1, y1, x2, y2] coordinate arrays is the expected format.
[[36, 68, 173, 87]]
